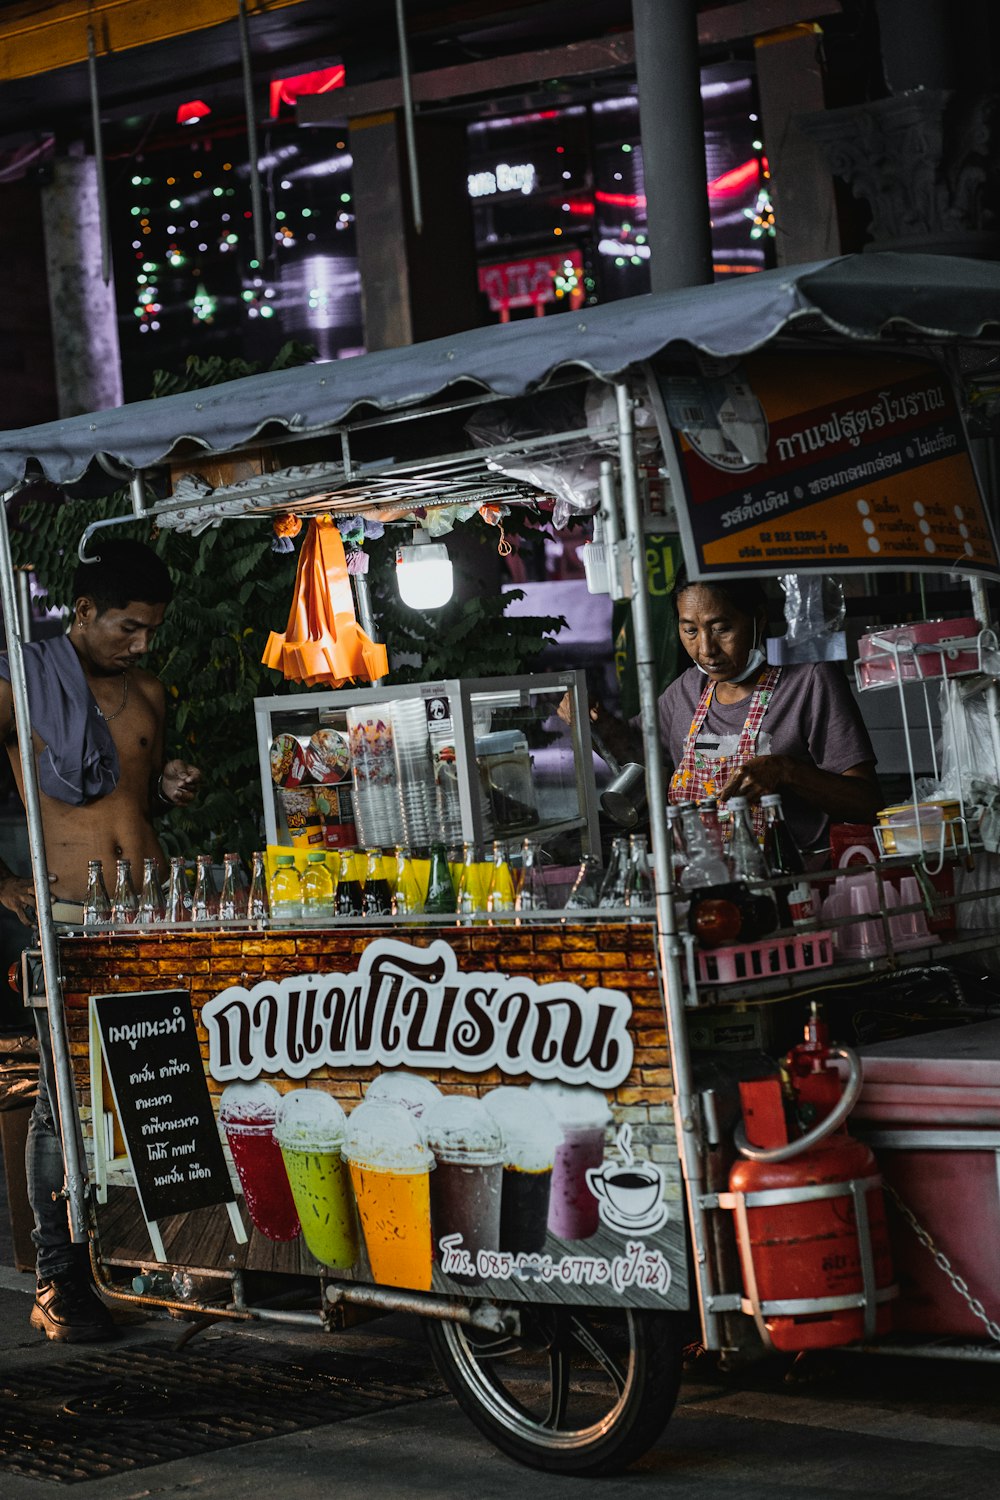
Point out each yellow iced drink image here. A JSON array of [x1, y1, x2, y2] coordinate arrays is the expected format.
[[274, 1089, 358, 1269], [343, 1100, 435, 1291]]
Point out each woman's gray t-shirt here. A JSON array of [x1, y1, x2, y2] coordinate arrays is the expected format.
[[653, 661, 876, 849]]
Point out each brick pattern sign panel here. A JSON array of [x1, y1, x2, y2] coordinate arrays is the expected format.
[[62, 924, 685, 1312]]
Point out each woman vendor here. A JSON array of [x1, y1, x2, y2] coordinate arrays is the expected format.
[[592, 570, 881, 850]]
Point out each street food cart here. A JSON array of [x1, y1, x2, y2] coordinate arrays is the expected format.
[[1, 252, 1000, 1476]]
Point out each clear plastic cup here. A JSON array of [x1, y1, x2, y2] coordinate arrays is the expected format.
[[219, 1081, 300, 1242], [528, 1083, 611, 1241], [274, 1090, 358, 1268], [423, 1095, 504, 1276], [483, 1086, 564, 1255], [343, 1101, 434, 1290]]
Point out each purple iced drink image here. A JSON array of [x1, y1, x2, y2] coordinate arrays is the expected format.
[[530, 1083, 612, 1241]]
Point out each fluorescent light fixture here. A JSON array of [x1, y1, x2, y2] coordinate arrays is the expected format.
[[395, 529, 453, 609]]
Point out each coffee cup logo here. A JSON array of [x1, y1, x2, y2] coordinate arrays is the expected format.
[[586, 1124, 667, 1236]]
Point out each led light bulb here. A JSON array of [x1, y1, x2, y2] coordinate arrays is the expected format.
[[395, 530, 454, 609]]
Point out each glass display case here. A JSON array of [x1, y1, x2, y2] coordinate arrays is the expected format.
[[254, 672, 601, 866]]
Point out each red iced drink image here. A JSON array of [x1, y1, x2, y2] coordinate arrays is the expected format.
[[483, 1086, 563, 1256], [530, 1083, 612, 1242], [365, 1070, 442, 1121], [424, 1095, 504, 1278], [219, 1081, 301, 1242]]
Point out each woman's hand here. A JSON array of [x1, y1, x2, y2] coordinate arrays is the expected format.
[[720, 755, 791, 802], [721, 755, 882, 824]]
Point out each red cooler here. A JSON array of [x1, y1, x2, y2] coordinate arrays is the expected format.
[[848, 1020, 1000, 1337]]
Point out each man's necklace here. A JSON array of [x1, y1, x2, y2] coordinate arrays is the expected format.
[[97, 672, 129, 723]]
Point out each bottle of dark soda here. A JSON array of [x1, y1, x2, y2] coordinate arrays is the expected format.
[[362, 849, 393, 917], [335, 850, 364, 916], [761, 793, 816, 927]]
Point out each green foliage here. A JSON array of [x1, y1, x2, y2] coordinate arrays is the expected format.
[[149, 341, 316, 399]]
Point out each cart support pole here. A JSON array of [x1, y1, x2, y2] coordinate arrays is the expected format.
[[614, 383, 721, 1348], [0, 488, 88, 1240]]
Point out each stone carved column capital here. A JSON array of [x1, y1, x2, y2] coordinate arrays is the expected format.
[[798, 89, 1000, 258]]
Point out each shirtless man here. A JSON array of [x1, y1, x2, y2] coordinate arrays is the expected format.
[[0, 539, 200, 1341]]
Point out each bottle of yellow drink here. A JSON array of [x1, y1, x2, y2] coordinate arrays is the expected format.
[[392, 845, 424, 915], [486, 840, 516, 921], [456, 842, 487, 922]]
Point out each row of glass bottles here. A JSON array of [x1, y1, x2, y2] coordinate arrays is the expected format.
[[585, 834, 655, 912], [83, 853, 270, 929], [669, 793, 816, 945], [268, 839, 549, 922]]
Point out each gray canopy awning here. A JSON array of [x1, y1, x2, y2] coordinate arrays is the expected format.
[[0, 250, 998, 495]]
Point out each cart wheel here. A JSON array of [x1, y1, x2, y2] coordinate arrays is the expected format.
[[425, 1305, 684, 1476]]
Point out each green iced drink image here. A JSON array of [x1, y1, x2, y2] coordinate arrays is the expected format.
[[274, 1089, 358, 1269]]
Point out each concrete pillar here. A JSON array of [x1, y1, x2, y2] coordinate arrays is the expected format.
[[755, 24, 840, 267], [350, 112, 481, 352], [632, 0, 713, 291], [40, 155, 123, 418]]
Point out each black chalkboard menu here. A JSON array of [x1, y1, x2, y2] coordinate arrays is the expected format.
[[91, 990, 235, 1223]]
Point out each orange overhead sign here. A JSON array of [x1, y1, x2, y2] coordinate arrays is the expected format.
[[651, 352, 1000, 580]]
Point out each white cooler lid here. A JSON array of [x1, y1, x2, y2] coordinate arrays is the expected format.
[[855, 1019, 1000, 1088]]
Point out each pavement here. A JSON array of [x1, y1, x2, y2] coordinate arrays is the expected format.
[[2, 1267, 1000, 1498]]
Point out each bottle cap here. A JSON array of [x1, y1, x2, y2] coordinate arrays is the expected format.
[[423, 1095, 504, 1166], [342, 1100, 434, 1173], [727, 795, 749, 811], [307, 852, 328, 863], [528, 1081, 612, 1130], [365, 1070, 442, 1118], [760, 794, 782, 806], [274, 1088, 346, 1153], [276, 854, 295, 867], [219, 1079, 282, 1128], [483, 1086, 563, 1170]]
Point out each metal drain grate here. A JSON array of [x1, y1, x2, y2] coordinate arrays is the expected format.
[[0, 1339, 442, 1483]]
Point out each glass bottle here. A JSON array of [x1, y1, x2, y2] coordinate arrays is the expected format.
[[485, 840, 516, 918], [192, 855, 220, 925], [624, 834, 655, 912], [726, 796, 778, 939], [247, 851, 270, 920], [137, 858, 166, 926], [761, 793, 816, 927], [564, 853, 601, 911], [334, 850, 364, 916], [425, 841, 457, 915], [698, 797, 726, 859], [678, 807, 731, 894], [515, 837, 548, 912], [597, 836, 630, 908], [666, 806, 687, 894], [392, 845, 423, 916], [83, 859, 112, 929], [111, 858, 138, 926], [302, 851, 335, 917], [269, 854, 302, 921], [362, 849, 393, 917], [219, 853, 247, 921], [166, 856, 192, 923], [455, 842, 486, 921]]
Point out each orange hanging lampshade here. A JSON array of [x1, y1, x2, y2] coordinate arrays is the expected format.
[[262, 518, 388, 687]]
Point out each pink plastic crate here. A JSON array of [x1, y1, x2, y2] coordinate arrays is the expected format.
[[694, 930, 833, 985]]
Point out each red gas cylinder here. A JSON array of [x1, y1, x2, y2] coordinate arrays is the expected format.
[[725, 1006, 897, 1352]]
